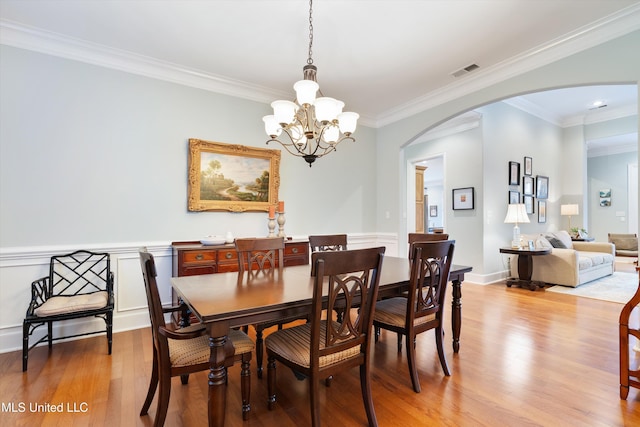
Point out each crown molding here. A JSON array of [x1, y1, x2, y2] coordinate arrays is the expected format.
[[2, 4, 639, 130], [375, 4, 640, 127], [503, 97, 638, 128], [0, 19, 289, 105]]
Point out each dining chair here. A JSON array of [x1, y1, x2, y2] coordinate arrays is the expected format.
[[408, 232, 449, 260], [309, 234, 348, 325], [309, 234, 348, 252], [265, 247, 385, 427], [235, 237, 304, 379], [373, 240, 455, 393], [139, 249, 254, 425]]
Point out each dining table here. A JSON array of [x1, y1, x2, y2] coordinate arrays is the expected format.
[[170, 255, 472, 426]]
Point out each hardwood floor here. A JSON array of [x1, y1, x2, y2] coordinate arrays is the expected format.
[[3, 269, 639, 426]]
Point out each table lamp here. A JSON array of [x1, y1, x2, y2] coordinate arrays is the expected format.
[[504, 204, 530, 248], [560, 204, 579, 230]]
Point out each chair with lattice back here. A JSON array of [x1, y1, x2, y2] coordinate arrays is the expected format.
[[23, 249, 114, 371]]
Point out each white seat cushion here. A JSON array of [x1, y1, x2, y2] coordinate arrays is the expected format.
[[34, 291, 108, 317]]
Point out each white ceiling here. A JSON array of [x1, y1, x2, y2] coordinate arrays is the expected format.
[[1, 0, 639, 129]]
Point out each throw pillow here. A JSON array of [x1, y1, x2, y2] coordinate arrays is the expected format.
[[546, 235, 566, 248], [554, 230, 574, 249], [536, 235, 552, 249]]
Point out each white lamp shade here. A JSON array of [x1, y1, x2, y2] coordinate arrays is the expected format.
[[561, 204, 579, 216], [271, 100, 298, 125], [338, 112, 359, 134], [504, 204, 530, 224], [293, 80, 319, 106], [262, 115, 281, 137], [314, 97, 340, 122], [322, 125, 339, 144]]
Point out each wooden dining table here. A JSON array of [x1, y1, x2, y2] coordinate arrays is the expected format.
[[171, 255, 472, 426]]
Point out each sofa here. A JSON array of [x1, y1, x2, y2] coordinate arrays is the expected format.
[[608, 233, 638, 258], [509, 230, 615, 287]]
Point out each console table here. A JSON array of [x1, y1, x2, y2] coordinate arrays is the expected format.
[[500, 247, 551, 291]]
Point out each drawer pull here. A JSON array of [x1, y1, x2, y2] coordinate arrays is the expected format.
[[196, 254, 204, 260], [225, 252, 233, 259], [292, 248, 298, 253]]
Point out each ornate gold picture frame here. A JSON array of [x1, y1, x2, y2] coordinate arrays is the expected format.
[[188, 138, 281, 212]]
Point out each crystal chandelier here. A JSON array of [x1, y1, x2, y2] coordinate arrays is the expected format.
[[263, 0, 359, 167]]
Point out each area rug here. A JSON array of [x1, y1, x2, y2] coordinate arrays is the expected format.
[[546, 272, 639, 304]]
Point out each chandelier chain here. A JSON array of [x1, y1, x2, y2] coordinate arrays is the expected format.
[[307, 0, 313, 65]]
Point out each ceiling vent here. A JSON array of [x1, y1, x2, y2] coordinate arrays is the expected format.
[[588, 103, 608, 110], [451, 63, 479, 78]]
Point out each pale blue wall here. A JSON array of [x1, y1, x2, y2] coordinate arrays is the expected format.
[[1, 31, 639, 280], [376, 30, 640, 277], [588, 151, 638, 240], [0, 45, 377, 247]]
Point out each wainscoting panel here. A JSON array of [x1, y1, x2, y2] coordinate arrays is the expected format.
[[0, 235, 399, 354]]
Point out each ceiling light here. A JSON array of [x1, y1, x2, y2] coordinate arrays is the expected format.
[[262, 0, 359, 167]]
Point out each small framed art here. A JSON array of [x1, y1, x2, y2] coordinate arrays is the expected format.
[[599, 188, 611, 206], [508, 161, 520, 185], [509, 190, 520, 204], [523, 195, 534, 214], [538, 200, 546, 223], [535, 175, 549, 199], [429, 205, 438, 217], [524, 156, 532, 176], [523, 176, 534, 196], [452, 187, 474, 210]]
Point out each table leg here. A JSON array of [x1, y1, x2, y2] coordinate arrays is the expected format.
[[451, 278, 462, 353], [208, 333, 229, 427]]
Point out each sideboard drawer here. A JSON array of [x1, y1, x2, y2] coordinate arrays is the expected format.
[[217, 249, 239, 272], [284, 241, 309, 266], [182, 251, 216, 263]]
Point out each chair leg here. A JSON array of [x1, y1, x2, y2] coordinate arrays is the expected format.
[[310, 371, 321, 427], [359, 362, 379, 427], [47, 321, 53, 349], [374, 325, 380, 342], [241, 354, 251, 420], [396, 332, 403, 353], [140, 347, 159, 416], [267, 355, 276, 410], [22, 321, 29, 372], [406, 333, 421, 393], [155, 370, 171, 427], [256, 327, 264, 379], [435, 326, 450, 376], [180, 374, 189, 384], [107, 311, 113, 355]]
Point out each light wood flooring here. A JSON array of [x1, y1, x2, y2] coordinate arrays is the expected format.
[[2, 263, 639, 426]]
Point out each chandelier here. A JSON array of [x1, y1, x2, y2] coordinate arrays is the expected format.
[[263, 0, 359, 167]]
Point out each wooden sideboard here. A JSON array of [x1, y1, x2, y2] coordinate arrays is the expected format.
[[171, 239, 310, 325]]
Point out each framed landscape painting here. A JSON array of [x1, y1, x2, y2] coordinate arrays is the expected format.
[[187, 138, 281, 212]]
